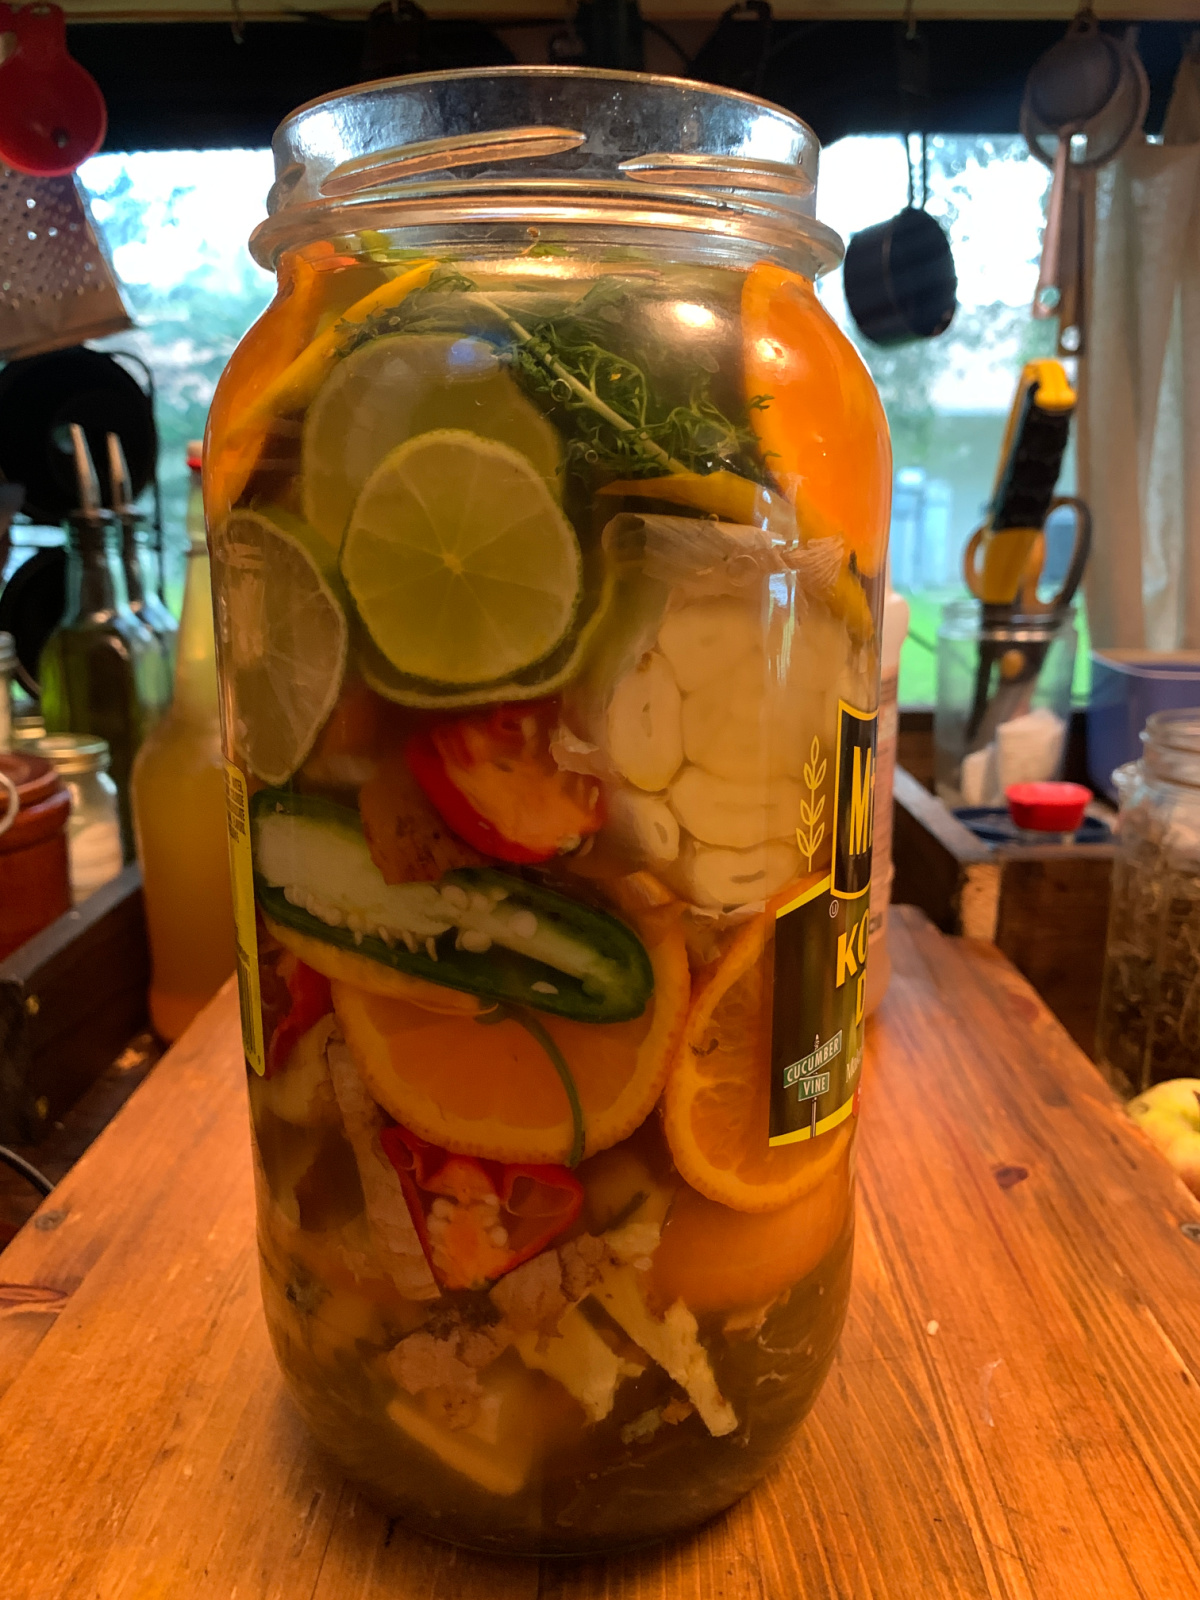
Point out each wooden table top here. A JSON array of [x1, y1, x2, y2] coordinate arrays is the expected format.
[[3, 906, 1200, 1600]]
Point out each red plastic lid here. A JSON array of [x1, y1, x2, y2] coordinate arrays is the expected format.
[[0, 749, 61, 809], [1006, 781, 1092, 834], [186, 439, 203, 473], [0, 750, 69, 853]]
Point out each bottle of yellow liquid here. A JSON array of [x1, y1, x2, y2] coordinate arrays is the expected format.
[[131, 444, 235, 1041]]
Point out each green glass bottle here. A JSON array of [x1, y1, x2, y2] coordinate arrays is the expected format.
[[38, 428, 170, 859], [109, 433, 179, 675], [119, 514, 178, 674]]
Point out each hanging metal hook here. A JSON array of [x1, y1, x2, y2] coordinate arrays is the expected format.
[[898, 0, 930, 213], [903, 134, 929, 211]]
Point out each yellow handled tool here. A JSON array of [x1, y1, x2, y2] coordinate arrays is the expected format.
[[962, 359, 1091, 745], [963, 359, 1086, 609]]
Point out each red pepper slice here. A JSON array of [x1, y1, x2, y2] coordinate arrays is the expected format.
[[379, 1125, 584, 1291], [405, 700, 603, 865], [265, 956, 332, 1078]]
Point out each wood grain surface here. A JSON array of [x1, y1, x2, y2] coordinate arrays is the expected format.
[[2, 906, 1200, 1600]]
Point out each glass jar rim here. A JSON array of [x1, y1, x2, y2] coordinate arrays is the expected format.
[[1139, 708, 1200, 789], [251, 65, 841, 275], [939, 598, 1076, 644], [29, 732, 111, 776], [1143, 708, 1200, 757]]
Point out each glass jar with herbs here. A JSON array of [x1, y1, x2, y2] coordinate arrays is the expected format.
[[1097, 709, 1200, 1095]]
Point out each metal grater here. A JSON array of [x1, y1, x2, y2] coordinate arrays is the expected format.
[[0, 165, 131, 361]]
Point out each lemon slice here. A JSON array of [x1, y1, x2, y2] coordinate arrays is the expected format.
[[210, 509, 348, 784], [340, 429, 582, 688], [301, 333, 562, 551]]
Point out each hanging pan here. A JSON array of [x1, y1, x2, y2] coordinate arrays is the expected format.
[[843, 134, 957, 347]]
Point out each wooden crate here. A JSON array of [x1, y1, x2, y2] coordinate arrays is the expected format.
[[0, 865, 150, 1143], [891, 767, 1114, 1058]]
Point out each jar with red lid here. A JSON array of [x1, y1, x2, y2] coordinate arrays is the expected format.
[[0, 750, 72, 960]]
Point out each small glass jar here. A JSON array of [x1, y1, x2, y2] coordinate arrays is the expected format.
[[1097, 710, 1200, 1095], [30, 733, 123, 903], [0, 630, 14, 751], [935, 601, 1077, 804], [38, 508, 170, 861]]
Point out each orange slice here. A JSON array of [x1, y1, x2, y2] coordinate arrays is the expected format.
[[663, 913, 854, 1212], [741, 260, 892, 578], [205, 248, 328, 514], [236, 257, 436, 431], [332, 911, 691, 1164], [206, 249, 427, 516], [648, 1143, 852, 1313], [596, 470, 795, 531]]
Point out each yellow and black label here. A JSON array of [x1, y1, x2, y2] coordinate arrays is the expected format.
[[830, 699, 877, 899], [769, 702, 878, 1146], [224, 759, 265, 1077]]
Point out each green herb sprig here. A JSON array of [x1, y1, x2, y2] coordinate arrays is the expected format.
[[338, 266, 479, 355], [469, 279, 763, 480], [344, 268, 765, 483], [477, 1002, 585, 1167]]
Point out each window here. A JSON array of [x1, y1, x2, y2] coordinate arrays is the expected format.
[[815, 135, 1084, 706], [78, 149, 275, 601]]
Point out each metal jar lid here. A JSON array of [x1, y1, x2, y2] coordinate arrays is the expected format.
[[26, 731, 111, 777], [11, 713, 45, 744]]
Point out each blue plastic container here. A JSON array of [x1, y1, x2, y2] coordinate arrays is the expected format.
[[1088, 651, 1200, 799]]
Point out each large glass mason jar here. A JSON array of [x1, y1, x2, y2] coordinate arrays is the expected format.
[[206, 68, 891, 1554]]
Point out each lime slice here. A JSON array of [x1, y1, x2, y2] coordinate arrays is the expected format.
[[210, 510, 348, 784], [353, 552, 619, 709], [301, 333, 562, 551], [340, 430, 581, 687]]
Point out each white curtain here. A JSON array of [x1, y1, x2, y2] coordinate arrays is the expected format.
[[1079, 51, 1200, 650]]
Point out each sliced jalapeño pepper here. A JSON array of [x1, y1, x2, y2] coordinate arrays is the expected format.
[[251, 789, 653, 1023]]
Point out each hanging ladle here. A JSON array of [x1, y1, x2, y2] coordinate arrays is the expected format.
[[1023, 8, 1148, 346]]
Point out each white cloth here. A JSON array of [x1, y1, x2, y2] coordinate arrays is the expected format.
[[959, 707, 1067, 806], [1078, 52, 1200, 650]]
